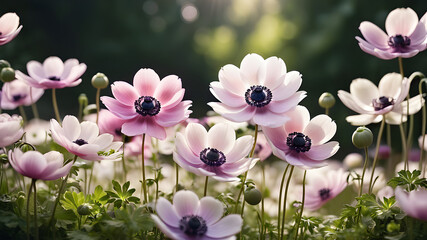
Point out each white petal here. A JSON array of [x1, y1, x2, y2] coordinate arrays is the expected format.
[[173, 190, 200, 217], [197, 197, 224, 225], [349, 78, 379, 107], [206, 214, 242, 238], [207, 123, 236, 153]]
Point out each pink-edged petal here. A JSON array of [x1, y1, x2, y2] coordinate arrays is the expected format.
[[26, 61, 46, 81], [20, 151, 47, 179], [60, 59, 79, 79], [155, 101, 192, 127], [61, 115, 81, 140], [345, 114, 382, 126], [350, 78, 379, 107], [356, 37, 395, 60], [174, 135, 204, 166], [268, 91, 306, 114], [225, 135, 253, 163], [409, 21, 427, 46], [263, 126, 288, 152], [121, 117, 166, 139], [253, 108, 289, 128], [303, 115, 336, 145], [153, 75, 182, 105], [61, 64, 86, 83], [111, 81, 139, 105], [43, 57, 64, 78], [304, 141, 339, 160], [283, 105, 310, 133], [378, 73, 403, 99], [44, 162, 72, 180], [218, 64, 247, 95], [210, 82, 246, 108], [156, 198, 180, 227], [197, 197, 224, 225], [258, 56, 286, 90], [92, 134, 114, 149], [271, 71, 302, 101], [161, 89, 185, 110], [101, 96, 138, 119], [386, 8, 419, 37], [207, 123, 235, 153], [79, 121, 100, 142], [206, 214, 242, 238], [208, 102, 255, 123], [151, 215, 181, 240], [184, 123, 208, 155], [133, 68, 160, 96], [173, 190, 200, 217], [359, 21, 389, 49], [240, 53, 264, 86]]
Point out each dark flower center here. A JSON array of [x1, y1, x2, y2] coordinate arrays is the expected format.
[[200, 147, 226, 166], [245, 85, 272, 108], [286, 132, 311, 153], [12, 94, 25, 102], [319, 188, 331, 201], [134, 96, 161, 116], [372, 96, 394, 111], [73, 138, 88, 146], [388, 34, 411, 49], [254, 143, 263, 155], [179, 215, 207, 236], [48, 76, 61, 81]]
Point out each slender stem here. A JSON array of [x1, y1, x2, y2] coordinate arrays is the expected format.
[[95, 88, 101, 124], [33, 179, 39, 240], [398, 57, 404, 78], [141, 134, 148, 204], [277, 164, 290, 236], [30, 87, 39, 119], [399, 123, 408, 171], [386, 124, 393, 178], [369, 117, 385, 194], [52, 88, 61, 123], [26, 179, 33, 240], [418, 79, 427, 177], [294, 170, 306, 240], [88, 163, 94, 193], [122, 135, 127, 182], [280, 165, 295, 240], [175, 162, 179, 193], [325, 107, 329, 116], [359, 147, 369, 197], [19, 106, 27, 125], [261, 164, 265, 240], [203, 176, 209, 197], [234, 171, 248, 214]]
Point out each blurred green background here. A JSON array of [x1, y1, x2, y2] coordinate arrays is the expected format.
[[2, 0, 427, 157]]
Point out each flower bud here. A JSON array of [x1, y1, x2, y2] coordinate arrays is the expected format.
[[386, 221, 400, 233], [1, 67, 15, 82], [77, 203, 92, 215], [244, 188, 262, 205], [352, 126, 373, 149], [0, 153, 8, 164], [78, 93, 88, 108], [91, 72, 109, 89], [83, 104, 97, 116], [318, 92, 336, 109], [0, 60, 11, 72]]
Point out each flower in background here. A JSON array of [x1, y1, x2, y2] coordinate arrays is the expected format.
[[263, 106, 339, 168], [123, 135, 152, 159], [98, 109, 127, 141], [419, 134, 427, 151], [356, 8, 427, 59], [0, 113, 24, 147], [8, 148, 72, 180], [1, 78, 44, 110], [0, 12, 22, 45], [50, 115, 122, 161], [395, 187, 427, 221], [254, 132, 272, 161], [101, 68, 192, 140], [152, 190, 242, 240], [173, 122, 256, 181], [338, 73, 424, 126], [343, 153, 363, 169], [203, 114, 248, 130], [208, 53, 306, 128], [16, 56, 86, 89], [304, 168, 348, 210], [24, 119, 51, 145]]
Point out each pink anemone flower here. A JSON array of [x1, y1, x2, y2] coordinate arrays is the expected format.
[[173, 122, 257, 181], [16, 56, 86, 89], [8, 148, 72, 181], [152, 190, 243, 240], [263, 106, 339, 169], [50, 115, 123, 161], [101, 68, 192, 140], [1, 78, 44, 110], [304, 168, 348, 210], [395, 187, 427, 221], [208, 53, 306, 128], [0, 113, 24, 147], [356, 8, 427, 59], [0, 12, 22, 45], [338, 73, 424, 126]]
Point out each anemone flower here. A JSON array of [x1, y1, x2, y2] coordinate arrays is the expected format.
[[304, 168, 348, 210], [152, 190, 243, 240], [8, 148, 72, 181], [0, 113, 24, 147], [0, 12, 22, 45], [101, 68, 192, 140], [1, 78, 44, 110], [208, 53, 306, 128], [98, 109, 127, 141], [173, 122, 257, 181], [24, 119, 51, 145], [50, 115, 123, 161], [263, 106, 339, 169], [338, 73, 424, 126], [395, 187, 427, 221], [356, 8, 427, 60]]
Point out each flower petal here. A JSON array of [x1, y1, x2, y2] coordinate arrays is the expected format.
[[258, 56, 286, 90], [304, 141, 339, 160], [218, 64, 247, 95], [153, 75, 183, 105], [156, 198, 180, 228], [197, 197, 224, 225], [185, 123, 208, 155], [253, 108, 289, 128], [208, 102, 255, 123], [173, 190, 200, 217], [207, 123, 235, 154], [62, 115, 81, 141], [111, 81, 140, 105], [43, 56, 64, 78], [359, 21, 389, 49], [206, 214, 242, 238], [378, 73, 403, 99], [133, 68, 160, 96], [386, 8, 419, 37], [101, 96, 138, 119], [271, 71, 302, 101], [210, 82, 246, 108], [240, 53, 264, 86], [304, 115, 336, 145], [350, 78, 379, 107], [345, 114, 382, 126]]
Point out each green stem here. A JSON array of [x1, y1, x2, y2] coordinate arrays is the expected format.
[[386, 124, 393, 178], [357, 147, 369, 223], [33, 179, 39, 240], [280, 165, 295, 240], [141, 134, 148, 204], [294, 170, 306, 240], [418, 79, 427, 177], [369, 117, 385, 194], [52, 88, 61, 123], [19, 106, 27, 125], [325, 107, 329, 116], [398, 57, 404, 78], [399, 123, 408, 171], [30, 87, 40, 119], [26, 179, 33, 240], [277, 164, 290, 236], [95, 88, 101, 124], [261, 164, 265, 240], [203, 176, 208, 197], [122, 135, 127, 182]]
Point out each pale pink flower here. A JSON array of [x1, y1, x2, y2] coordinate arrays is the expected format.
[[395, 187, 427, 221], [152, 190, 242, 240], [50, 115, 123, 161], [0, 13, 22, 45], [16, 56, 86, 89], [8, 148, 72, 180], [1, 78, 44, 110], [0, 113, 24, 147], [263, 106, 339, 168], [173, 122, 256, 181], [356, 8, 427, 59], [123, 135, 152, 159], [101, 68, 192, 140], [254, 132, 272, 161], [98, 109, 127, 141], [338, 73, 424, 126], [24, 119, 51, 145], [304, 168, 348, 210], [208, 53, 306, 128]]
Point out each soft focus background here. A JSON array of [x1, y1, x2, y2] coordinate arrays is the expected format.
[[2, 0, 427, 157]]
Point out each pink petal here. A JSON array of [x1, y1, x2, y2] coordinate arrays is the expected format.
[[409, 21, 427, 46], [283, 105, 310, 134], [210, 82, 246, 108], [386, 8, 419, 37], [208, 102, 255, 123], [304, 141, 339, 160], [111, 81, 140, 105], [174, 134, 204, 166], [206, 214, 242, 238], [133, 68, 160, 96], [156, 198, 180, 227], [61, 64, 86, 83], [197, 197, 224, 225], [61, 115, 81, 141], [258, 56, 286, 90], [44, 162, 72, 180], [218, 64, 247, 95], [207, 123, 236, 154], [101, 96, 138, 120], [0, 13, 19, 35], [304, 115, 336, 145], [153, 75, 182, 105], [268, 91, 306, 114], [184, 123, 208, 155], [225, 135, 253, 163], [262, 126, 288, 152], [43, 57, 64, 78], [20, 151, 48, 179], [359, 21, 389, 49], [356, 37, 395, 60], [151, 215, 181, 239], [121, 117, 167, 139], [155, 101, 192, 127], [253, 108, 289, 128], [26, 61, 46, 81], [173, 151, 205, 172], [60, 59, 79, 79], [240, 53, 264, 86], [92, 134, 114, 149], [271, 71, 302, 101], [173, 190, 200, 217]]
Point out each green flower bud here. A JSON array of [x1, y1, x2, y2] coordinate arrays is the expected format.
[[1, 67, 16, 83], [77, 203, 92, 215], [244, 188, 262, 205], [386, 221, 400, 233], [78, 93, 88, 108], [352, 126, 373, 149], [318, 92, 336, 109], [91, 72, 109, 89], [83, 104, 97, 116], [0, 154, 8, 164], [0, 60, 11, 72]]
